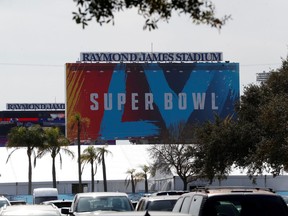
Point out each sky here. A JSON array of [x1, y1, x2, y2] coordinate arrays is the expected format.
[[0, 0, 288, 111]]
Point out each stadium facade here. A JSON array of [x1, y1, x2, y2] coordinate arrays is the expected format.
[[0, 103, 65, 147]]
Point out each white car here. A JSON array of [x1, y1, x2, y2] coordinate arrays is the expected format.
[[0, 196, 10, 208], [135, 195, 180, 211], [0, 204, 61, 216], [61, 192, 134, 215]]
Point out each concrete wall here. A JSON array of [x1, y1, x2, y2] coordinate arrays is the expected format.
[[2, 174, 288, 196], [0, 179, 147, 196]]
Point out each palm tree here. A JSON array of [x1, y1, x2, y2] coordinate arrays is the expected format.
[[125, 168, 137, 193], [96, 145, 112, 192], [69, 112, 90, 193], [81, 146, 98, 192], [6, 125, 45, 195], [137, 164, 151, 193], [36, 127, 74, 188]]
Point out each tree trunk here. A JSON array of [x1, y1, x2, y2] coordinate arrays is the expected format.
[[131, 175, 135, 193], [91, 161, 94, 192], [144, 174, 148, 193], [27, 149, 32, 195], [52, 156, 57, 188], [77, 121, 82, 193], [77, 122, 83, 193], [182, 177, 188, 191], [102, 154, 107, 192]]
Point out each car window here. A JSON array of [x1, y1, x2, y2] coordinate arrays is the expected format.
[[189, 195, 203, 216], [201, 195, 288, 216], [136, 199, 146, 211], [75, 196, 133, 212], [172, 197, 184, 212], [52, 201, 72, 208], [147, 200, 177, 211], [0, 200, 9, 208], [180, 196, 192, 214]]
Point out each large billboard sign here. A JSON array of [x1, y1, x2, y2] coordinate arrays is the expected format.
[[0, 110, 65, 147], [66, 61, 239, 141]]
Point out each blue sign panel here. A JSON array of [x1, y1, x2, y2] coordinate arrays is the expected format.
[[66, 62, 239, 141]]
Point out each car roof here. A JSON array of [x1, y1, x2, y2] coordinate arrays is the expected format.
[[140, 195, 180, 201], [75, 192, 129, 197], [150, 191, 188, 196], [185, 186, 277, 197], [88, 211, 188, 216], [41, 199, 72, 204], [0, 204, 61, 216]]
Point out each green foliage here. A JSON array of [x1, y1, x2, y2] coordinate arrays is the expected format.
[[136, 164, 151, 193], [194, 115, 238, 183], [38, 127, 72, 159], [95, 145, 112, 192], [36, 127, 74, 188], [7, 124, 45, 149], [68, 112, 90, 193], [81, 146, 98, 192], [6, 125, 46, 194], [235, 56, 288, 178], [72, 0, 230, 30], [192, 56, 288, 183], [125, 168, 137, 193], [81, 146, 98, 168]]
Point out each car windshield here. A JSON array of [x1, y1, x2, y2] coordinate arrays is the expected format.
[[35, 196, 58, 205], [76, 196, 133, 212], [202, 195, 288, 216], [147, 200, 177, 211], [0, 200, 9, 208]]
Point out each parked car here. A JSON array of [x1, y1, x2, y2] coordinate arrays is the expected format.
[[0, 197, 10, 208], [172, 186, 288, 216], [135, 195, 180, 211], [41, 199, 72, 208], [33, 188, 58, 204], [61, 192, 134, 215], [0, 204, 61, 216]]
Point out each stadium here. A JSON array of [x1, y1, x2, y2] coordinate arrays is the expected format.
[[8, 52, 284, 201]]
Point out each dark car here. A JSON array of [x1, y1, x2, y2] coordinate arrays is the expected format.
[[172, 186, 288, 216]]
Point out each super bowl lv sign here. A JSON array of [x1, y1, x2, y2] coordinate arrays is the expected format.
[[66, 62, 239, 141]]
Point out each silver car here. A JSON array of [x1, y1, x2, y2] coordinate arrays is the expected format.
[[61, 192, 134, 215]]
